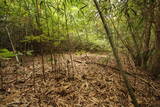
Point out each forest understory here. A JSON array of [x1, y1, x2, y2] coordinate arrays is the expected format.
[[0, 53, 160, 107], [1, 0, 160, 106]]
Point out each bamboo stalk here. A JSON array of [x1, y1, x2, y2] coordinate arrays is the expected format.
[[5, 26, 20, 64], [93, 0, 139, 106]]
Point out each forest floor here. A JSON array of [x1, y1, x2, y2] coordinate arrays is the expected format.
[[0, 53, 160, 107]]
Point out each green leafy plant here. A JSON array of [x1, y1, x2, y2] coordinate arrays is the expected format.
[[0, 49, 15, 59]]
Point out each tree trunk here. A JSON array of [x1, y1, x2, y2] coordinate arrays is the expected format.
[[93, 0, 139, 106], [5, 26, 20, 64], [151, 29, 160, 77], [140, 20, 152, 68], [151, 4, 160, 77], [140, 3, 155, 69]]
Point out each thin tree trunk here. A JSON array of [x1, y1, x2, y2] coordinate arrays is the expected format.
[[140, 3, 154, 69], [143, 22, 152, 51], [109, 17, 136, 60], [0, 66, 3, 89], [127, 18, 139, 54], [5, 26, 20, 64], [50, 48, 54, 72], [141, 21, 152, 68], [32, 57, 36, 92], [40, 40, 46, 82], [35, 0, 41, 27], [93, 0, 139, 106], [64, 2, 74, 77]]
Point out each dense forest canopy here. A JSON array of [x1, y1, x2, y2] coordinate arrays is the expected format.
[[0, 0, 160, 106]]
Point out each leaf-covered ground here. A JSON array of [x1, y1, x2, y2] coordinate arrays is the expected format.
[[0, 53, 160, 107]]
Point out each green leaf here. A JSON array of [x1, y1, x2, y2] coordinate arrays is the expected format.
[[0, 49, 15, 59]]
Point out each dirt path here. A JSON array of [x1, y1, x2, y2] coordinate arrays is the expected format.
[[0, 53, 160, 107]]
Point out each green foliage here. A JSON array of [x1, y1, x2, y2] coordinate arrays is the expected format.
[[0, 49, 15, 59], [22, 34, 50, 43], [26, 50, 33, 56], [2, 0, 156, 54], [0, 0, 111, 52]]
